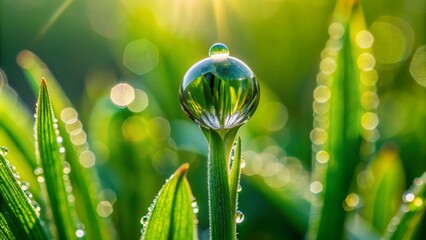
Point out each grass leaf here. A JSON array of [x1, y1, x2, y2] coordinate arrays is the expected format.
[[383, 171, 426, 240], [0, 86, 37, 169], [20, 52, 111, 239], [229, 137, 241, 219], [0, 153, 48, 239], [143, 163, 196, 240], [36, 79, 77, 239]]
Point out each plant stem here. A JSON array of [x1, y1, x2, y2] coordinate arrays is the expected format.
[[206, 129, 238, 240]]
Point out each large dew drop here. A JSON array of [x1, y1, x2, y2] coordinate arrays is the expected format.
[[236, 210, 245, 224], [179, 43, 260, 130]]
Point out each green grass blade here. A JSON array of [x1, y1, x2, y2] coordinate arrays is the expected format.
[[359, 146, 405, 232], [0, 85, 37, 169], [383, 171, 426, 240], [308, 2, 364, 238], [19, 51, 111, 239], [36, 79, 77, 239], [229, 137, 241, 219], [142, 163, 196, 240], [0, 153, 48, 239], [208, 129, 234, 239]]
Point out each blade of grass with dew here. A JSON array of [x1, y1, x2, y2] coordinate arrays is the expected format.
[[229, 137, 241, 220], [0, 84, 42, 200], [36, 80, 77, 239], [0, 84, 37, 169], [206, 129, 234, 239], [0, 153, 49, 239], [359, 145, 405, 233], [383, 171, 426, 240], [142, 163, 197, 240], [308, 1, 363, 238], [19, 51, 111, 239]]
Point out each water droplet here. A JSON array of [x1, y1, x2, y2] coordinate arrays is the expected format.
[[32, 201, 41, 215], [240, 160, 246, 169], [63, 162, 71, 174], [236, 210, 244, 223], [414, 177, 424, 186], [403, 192, 415, 203], [180, 44, 260, 130], [59, 147, 66, 154], [148, 204, 154, 213], [310, 181, 323, 194], [37, 176, 45, 183], [316, 150, 329, 164], [209, 43, 229, 60], [191, 200, 199, 214], [97, 201, 113, 217], [0, 146, 8, 156], [24, 190, 33, 199], [21, 181, 30, 191], [140, 215, 149, 226], [76, 229, 85, 238], [237, 184, 242, 192]]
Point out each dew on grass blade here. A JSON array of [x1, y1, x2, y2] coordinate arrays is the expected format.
[[191, 199, 199, 214], [236, 210, 244, 223], [179, 43, 260, 130], [0, 146, 8, 156]]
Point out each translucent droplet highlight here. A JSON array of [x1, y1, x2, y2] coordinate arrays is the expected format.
[[0, 146, 8, 156], [236, 210, 244, 223], [209, 43, 229, 60]]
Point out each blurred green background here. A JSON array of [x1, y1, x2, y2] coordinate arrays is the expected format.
[[1, 0, 426, 239]]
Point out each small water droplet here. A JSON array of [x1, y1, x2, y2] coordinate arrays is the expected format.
[[209, 43, 229, 60], [414, 178, 424, 186], [76, 228, 85, 238], [148, 204, 154, 213], [240, 160, 246, 169], [21, 181, 30, 191], [236, 210, 244, 223], [140, 215, 149, 226], [59, 147, 66, 154], [403, 192, 415, 203], [24, 190, 33, 199], [32, 201, 41, 212], [34, 167, 44, 176], [237, 184, 242, 192], [191, 200, 199, 214], [63, 162, 71, 174], [37, 176, 45, 183], [14, 173, 21, 180], [0, 146, 8, 156]]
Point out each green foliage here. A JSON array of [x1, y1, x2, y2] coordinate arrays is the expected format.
[[0, 0, 425, 239], [142, 164, 196, 240], [23, 54, 111, 240], [0, 153, 48, 239], [36, 80, 78, 239]]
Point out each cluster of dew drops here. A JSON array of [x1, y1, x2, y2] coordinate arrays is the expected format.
[[386, 176, 426, 234], [0, 146, 42, 216]]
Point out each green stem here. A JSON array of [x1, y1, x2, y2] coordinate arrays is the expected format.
[[207, 129, 239, 240]]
